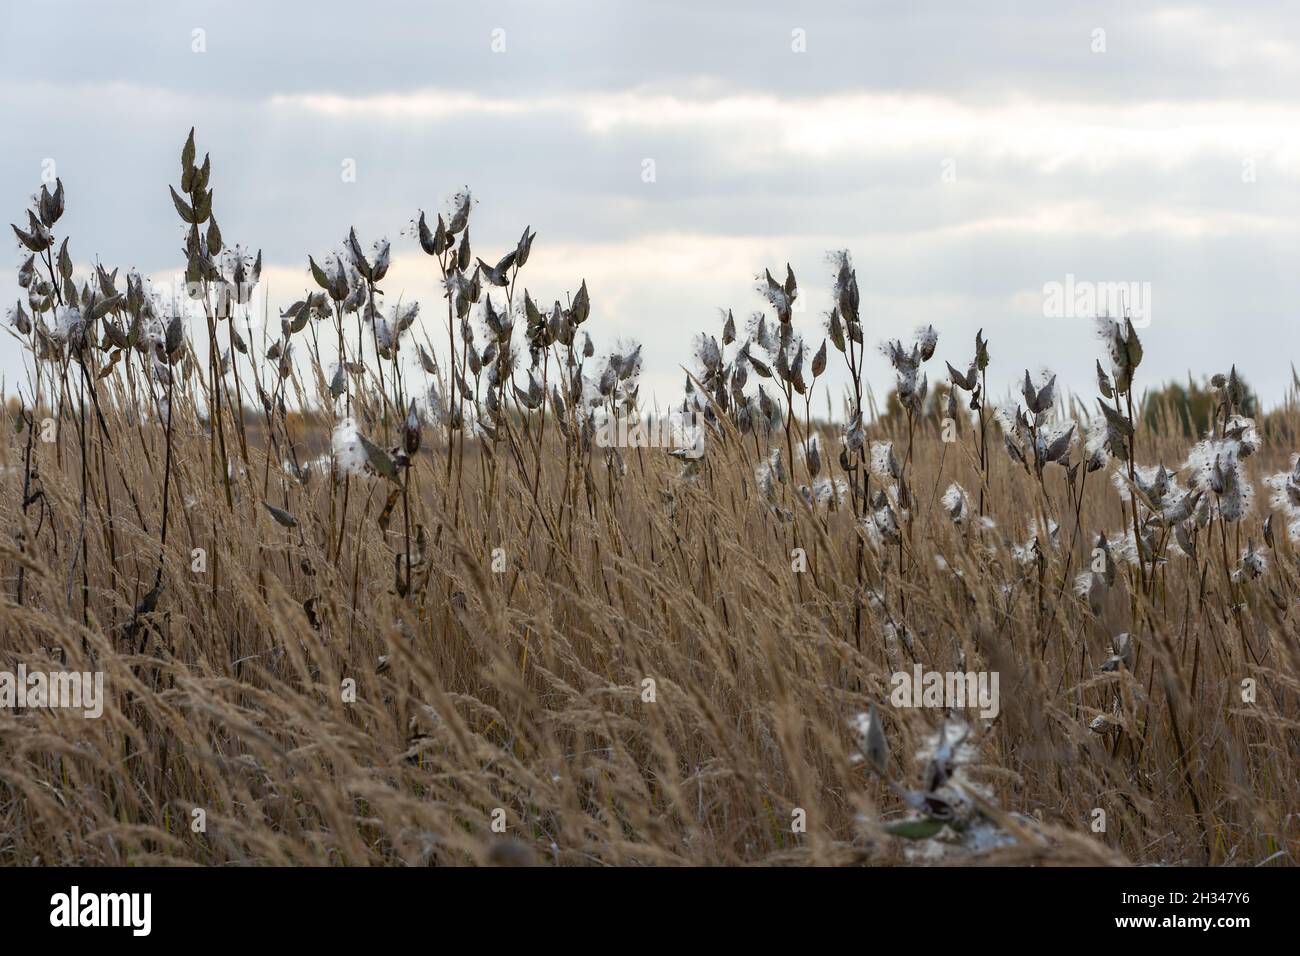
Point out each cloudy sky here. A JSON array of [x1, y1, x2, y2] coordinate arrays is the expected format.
[[3, 0, 1299, 411]]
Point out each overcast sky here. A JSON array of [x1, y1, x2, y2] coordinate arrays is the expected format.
[[3, 0, 1299, 411]]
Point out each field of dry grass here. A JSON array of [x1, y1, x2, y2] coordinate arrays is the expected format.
[[2, 132, 1297, 866]]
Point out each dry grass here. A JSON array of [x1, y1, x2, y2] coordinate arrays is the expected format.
[[1, 132, 1297, 867]]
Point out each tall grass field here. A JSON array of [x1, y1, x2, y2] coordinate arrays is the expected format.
[[2, 131, 1297, 867]]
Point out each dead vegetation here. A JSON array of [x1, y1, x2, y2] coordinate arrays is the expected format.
[[1, 131, 1296, 866]]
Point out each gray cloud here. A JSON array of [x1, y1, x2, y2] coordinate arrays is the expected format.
[[2, 1, 1298, 407]]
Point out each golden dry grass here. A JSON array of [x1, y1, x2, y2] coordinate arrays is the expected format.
[[2, 137, 1297, 866], [2, 376, 1297, 865]]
